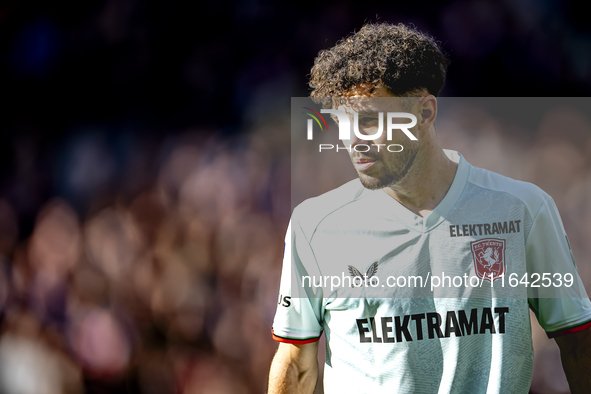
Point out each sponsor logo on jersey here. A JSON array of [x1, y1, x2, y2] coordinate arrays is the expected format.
[[348, 261, 379, 287], [449, 220, 521, 237], [277, 294, 291, 307], [356, 307, 509, 343], [471, 238, 506, 281]]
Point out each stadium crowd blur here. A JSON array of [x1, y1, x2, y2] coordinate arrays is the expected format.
[[1, 1, 590, 393]]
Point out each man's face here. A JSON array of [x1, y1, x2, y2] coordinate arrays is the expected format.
[[337, 90, 421, 190]]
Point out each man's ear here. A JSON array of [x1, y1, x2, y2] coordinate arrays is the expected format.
[[417, 95, 437, 131]]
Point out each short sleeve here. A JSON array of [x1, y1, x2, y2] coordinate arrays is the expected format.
[[272, 216, 324, 344], [526, 196, 591, 337]]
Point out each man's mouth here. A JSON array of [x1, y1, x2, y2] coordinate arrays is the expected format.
[[353, 157, 377, 171]]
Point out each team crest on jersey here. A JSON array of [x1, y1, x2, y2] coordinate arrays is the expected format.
[[471, 238, 505, 281], [348, 261, 378, 287]]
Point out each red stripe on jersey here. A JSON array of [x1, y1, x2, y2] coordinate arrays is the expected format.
[[547, 319, 591, 338], [271, 329, 321, 345]]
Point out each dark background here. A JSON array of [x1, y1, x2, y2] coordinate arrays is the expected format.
[[0, 1, 589, 393], [2, 0, 591, 231]]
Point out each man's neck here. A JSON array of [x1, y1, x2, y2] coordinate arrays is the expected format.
[[382, 144, 458, 218]]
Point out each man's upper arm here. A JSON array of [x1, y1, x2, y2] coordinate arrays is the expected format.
[[555, 326, 591, 351], [520, 190, 591, 392], [269, 210, 324, 393], [268, 342, 319, 394], [554, 328, 591, 394]]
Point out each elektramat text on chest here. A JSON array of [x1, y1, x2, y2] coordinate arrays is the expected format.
[[356, 307, 509, 343], [449, 221, 521, 237]]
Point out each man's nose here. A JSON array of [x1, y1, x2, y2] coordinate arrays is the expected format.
[[349, 131, 365, 148]]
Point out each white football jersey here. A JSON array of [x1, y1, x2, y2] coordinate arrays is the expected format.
[[272, 150, 591, 393]]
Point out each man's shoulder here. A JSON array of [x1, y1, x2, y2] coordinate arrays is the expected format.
[[292, 179, 367, 236], [467, 163, 550, 217]]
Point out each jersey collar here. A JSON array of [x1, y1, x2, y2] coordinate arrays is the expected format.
[[370, 149, 470, 233]]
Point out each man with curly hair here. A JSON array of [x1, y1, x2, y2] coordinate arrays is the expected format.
[[268, 23, 591, 393]]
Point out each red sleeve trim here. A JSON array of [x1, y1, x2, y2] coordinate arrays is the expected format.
[[271, 329, 321, 345], [547, 319, 591, 338]]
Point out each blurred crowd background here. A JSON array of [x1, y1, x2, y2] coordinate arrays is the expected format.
[[0, 1, 590, 393]]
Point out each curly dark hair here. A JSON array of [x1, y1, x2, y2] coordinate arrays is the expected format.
[[309, 23, 449, 102]]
